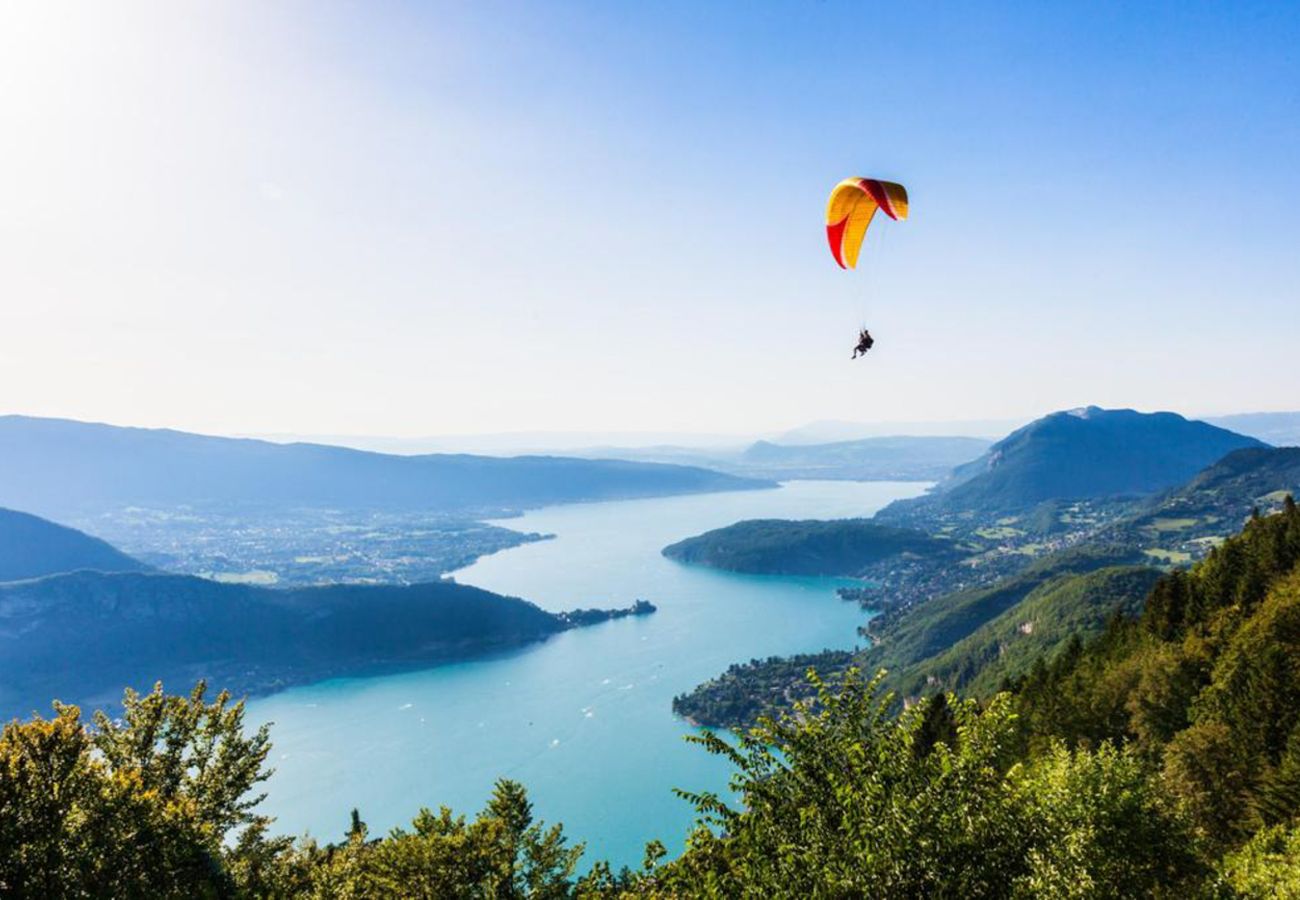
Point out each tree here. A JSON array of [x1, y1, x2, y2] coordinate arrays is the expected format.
[[656, 668, 1196, 898], [0, 694, 251, 899], [1214, 822, 1300, 898]]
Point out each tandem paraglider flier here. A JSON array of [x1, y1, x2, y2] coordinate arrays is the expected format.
[[825, 177, 909, 358]]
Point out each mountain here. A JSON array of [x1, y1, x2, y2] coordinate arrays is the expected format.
[[775, 418, 1024, 444], [0, 570, 591, 716], [891, 448, 1300, 698], [733, 436, 991, 481], [0, 507, 148, 581], [565, 435, 991, 481], [1134, 446, 1300, 524], [0, 415, 772, 520], [662, 519, 956, 576], [1100, 446, 1300, 562], [884, 407, 1264, 516], [1204, 411, 1300, 447]]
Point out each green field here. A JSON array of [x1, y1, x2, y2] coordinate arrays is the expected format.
[[1149, 517, 1199, 532], [975, 526, 1024, 540], [1143, 548, 1192, 565]]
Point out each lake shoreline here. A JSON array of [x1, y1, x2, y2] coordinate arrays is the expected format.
[[247, 481, 930, 868]]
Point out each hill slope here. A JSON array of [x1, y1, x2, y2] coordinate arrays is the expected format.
[[0, 507, 147, 581], [862, 542, 1147, 674], [894, 565, 1162, 698], [1016, 499, 1300, 846], [882, 407, 1263, 517], [0, 415, 771, 519], [1134, 446, 1300, 524], [0, 571, 581, 716], [662, 519, 955, 576]]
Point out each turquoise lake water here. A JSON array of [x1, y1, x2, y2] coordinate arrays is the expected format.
[[246, 479, 928, 867]]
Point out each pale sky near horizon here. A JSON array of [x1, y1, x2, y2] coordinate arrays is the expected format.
[[2, 1, 1297, 439]]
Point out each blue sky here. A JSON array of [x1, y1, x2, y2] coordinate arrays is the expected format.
[[1, 1, 1297, 437]]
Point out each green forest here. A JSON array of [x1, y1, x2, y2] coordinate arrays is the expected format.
[[661, 518, 956, 576], [5, 500, 1300, 897]]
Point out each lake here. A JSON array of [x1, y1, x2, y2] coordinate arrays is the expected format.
[[247, 480, 928, 867]]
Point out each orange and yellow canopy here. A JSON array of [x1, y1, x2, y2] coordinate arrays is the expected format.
[[825, 178, 909, 269]]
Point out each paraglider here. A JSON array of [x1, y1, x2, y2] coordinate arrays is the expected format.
[[852, 328, 874, 359], [825, 177, 908, 358], [825, 177, 908, 269]]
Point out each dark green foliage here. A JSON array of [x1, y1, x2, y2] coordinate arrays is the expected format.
[[662, 517, 953, 576], [1214, 822, 1300, 896], [0, 507, 147, 582], [8, 499, 1300, 894], [912, 690, 957, 757], [0, 683, 270, 899], [672, 650, 854, 728], [673, 543, 1147, 731], [655, 671, 1201, 898], [897, 565, 1162, 698], [0, 688, 592, 898], [1015, 498, 1300, 848], [863, 542, 1146, 676], [557, 598, 656, 627]]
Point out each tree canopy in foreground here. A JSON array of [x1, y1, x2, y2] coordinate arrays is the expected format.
[[4, 499, 1300, 897]]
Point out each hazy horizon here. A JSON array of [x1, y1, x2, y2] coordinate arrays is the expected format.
[[4, 405, 1296, 458], [3, 2, 1297, 437]]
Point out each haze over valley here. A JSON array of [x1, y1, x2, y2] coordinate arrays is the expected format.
[[4, 2, 1300, 895]]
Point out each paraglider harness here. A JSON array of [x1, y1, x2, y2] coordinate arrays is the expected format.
[[852, 328, 874, 359]]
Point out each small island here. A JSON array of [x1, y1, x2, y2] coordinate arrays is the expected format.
[[559, 598, 657, 627]]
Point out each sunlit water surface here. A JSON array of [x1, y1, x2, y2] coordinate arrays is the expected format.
[[247, 480, 928, 867]]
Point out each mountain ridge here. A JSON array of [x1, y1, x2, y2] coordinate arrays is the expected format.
[[881, 407, 1264, 517], [0, 507, 148, 582], [0, 415, 772, 520], [0, 568, 626, 716]]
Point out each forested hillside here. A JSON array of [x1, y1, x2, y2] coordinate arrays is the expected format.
[[662, 518, 956, 576], [895, 565, 1162, 698], [1014, 496, 1300, 852], [9, 501, 1300, 896], [0, 571, 575, 716]]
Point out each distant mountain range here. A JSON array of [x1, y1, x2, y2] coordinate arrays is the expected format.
[[772, 411, 1300, 447], [564, 435, 992, 482], [733, 436, 991, 481], [1203, 411, 1300, 447], [883, 407, 1264, 516], [773, 418, 1027, 444], [0, 415, 771, 520], [0, 507, 148, 581]]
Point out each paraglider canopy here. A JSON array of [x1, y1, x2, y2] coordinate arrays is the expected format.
[[825, 178, 909, 269]]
